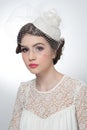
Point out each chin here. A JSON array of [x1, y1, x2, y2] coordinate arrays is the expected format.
[[28, 69, 40, 75], [26, 66, 44, 75]]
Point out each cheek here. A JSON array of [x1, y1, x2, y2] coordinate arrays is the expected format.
[[22, 54, 28, 63], [41, 49, 55, 59], [38, 53, 52, 62]]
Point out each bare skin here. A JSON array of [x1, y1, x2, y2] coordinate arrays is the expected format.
[[36, 67, 64, 92]]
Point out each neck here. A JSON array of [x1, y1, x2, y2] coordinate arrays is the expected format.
[[36, 66, 63, 92]]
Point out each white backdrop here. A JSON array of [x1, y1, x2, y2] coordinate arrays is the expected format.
[[0, 0, 87, 129]]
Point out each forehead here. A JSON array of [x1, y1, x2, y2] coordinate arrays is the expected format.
[[21, 34, 49, 46]]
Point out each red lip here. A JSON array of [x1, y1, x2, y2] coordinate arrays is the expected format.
[[29, 64, 38, 68]]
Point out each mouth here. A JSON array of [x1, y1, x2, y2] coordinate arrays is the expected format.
[[29, 64, 39, 68]]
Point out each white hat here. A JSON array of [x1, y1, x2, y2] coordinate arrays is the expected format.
[[33, 10, 61, 41]]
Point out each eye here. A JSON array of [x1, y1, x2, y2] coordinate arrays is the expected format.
[[21, 48, 29, 53], [36, 46, 44, 51]]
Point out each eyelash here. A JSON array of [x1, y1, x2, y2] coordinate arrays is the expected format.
[[21, 46, 44, 53], [21, 48, 29, 53], [36, 46, 44, 51]]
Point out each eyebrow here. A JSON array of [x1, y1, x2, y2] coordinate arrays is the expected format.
[[19, 43, 45, 48]]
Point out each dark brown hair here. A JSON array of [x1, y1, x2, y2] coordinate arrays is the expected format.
[[16, 23, 65, 65]]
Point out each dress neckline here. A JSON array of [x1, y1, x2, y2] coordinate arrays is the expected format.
[[33, 74, 67, 94]]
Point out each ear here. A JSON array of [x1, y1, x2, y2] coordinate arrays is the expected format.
[[52, 50, 56, 59]]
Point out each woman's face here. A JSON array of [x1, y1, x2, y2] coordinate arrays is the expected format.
[[20, 34, 56, 75]]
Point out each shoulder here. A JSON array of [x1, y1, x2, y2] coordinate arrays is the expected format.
[[65, 75, 87, 87], [64, 75, 87, 94], [64, 75, 87, 104], [65, 75, 87, 94], [18, 78, 35, 93]]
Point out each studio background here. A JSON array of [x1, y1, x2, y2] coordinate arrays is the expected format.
[[0, 0, 87, 129]]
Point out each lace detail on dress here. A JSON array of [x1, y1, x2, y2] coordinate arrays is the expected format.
[[8, 75, 87, 130], [8, 81, 31, 130], [75, 82, 87, 130], [24, 76, 74, 118]]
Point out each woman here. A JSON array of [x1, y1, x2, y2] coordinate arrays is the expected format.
[[9, 10, 87, 130]]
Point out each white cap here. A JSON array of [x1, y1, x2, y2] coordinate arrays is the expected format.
[[33, 10, 61, 41]]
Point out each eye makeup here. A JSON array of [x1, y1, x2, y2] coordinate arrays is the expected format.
[[19, 43, 45, 53], [21, 47, 29, 53]]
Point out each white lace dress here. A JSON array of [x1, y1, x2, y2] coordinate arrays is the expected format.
[[9, 75, 87, 130]]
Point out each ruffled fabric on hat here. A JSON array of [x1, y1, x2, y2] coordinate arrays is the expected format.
[[33, 10, 61, 41]]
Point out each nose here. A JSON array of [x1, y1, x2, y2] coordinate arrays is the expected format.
[[28, 50, 36, 61]]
